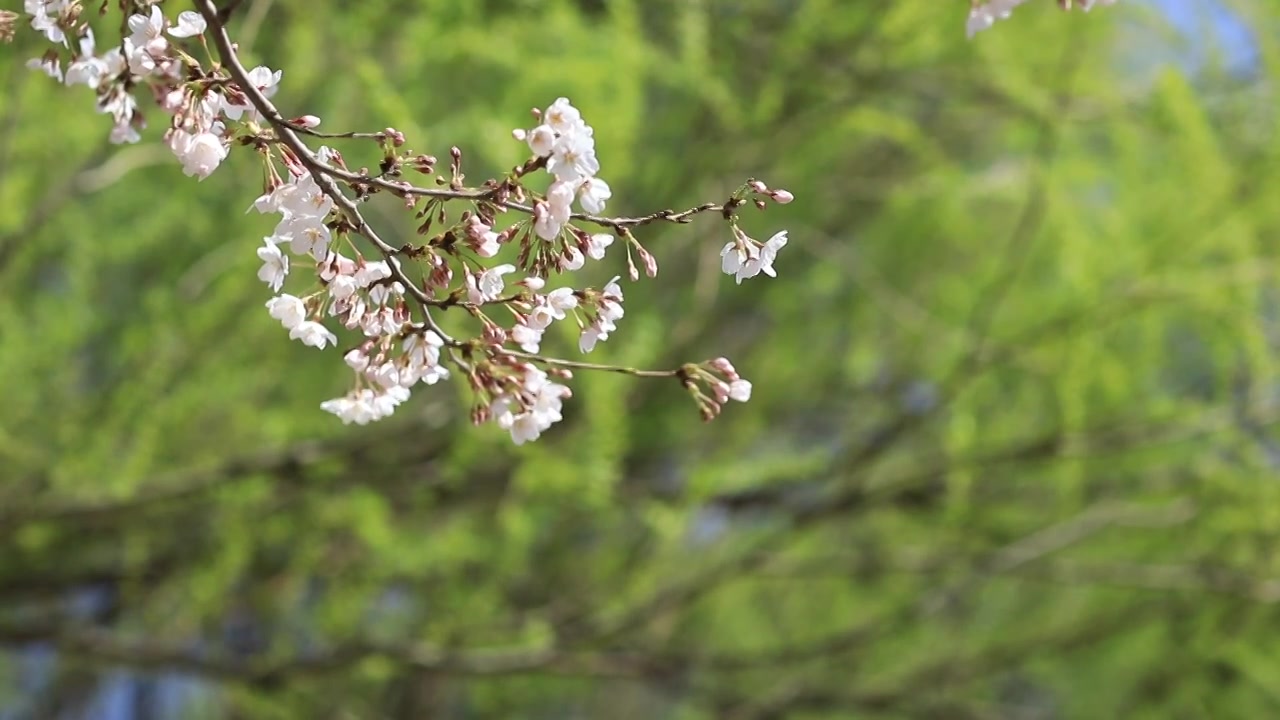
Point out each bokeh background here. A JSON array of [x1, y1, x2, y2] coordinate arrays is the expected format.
[[1, 0, 1278, 717]]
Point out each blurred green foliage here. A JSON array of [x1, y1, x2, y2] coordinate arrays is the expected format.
[[2, 0, 1280, 717]]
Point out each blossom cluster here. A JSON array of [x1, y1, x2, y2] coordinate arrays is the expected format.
[[23, 4, 214, 144], [10, 0, 794, 446], [966, 0, 1117, 39], [515, 97, 613, 236]]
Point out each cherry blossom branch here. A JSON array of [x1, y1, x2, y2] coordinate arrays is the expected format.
[[192, 2, 434, 292], [183, 0, 769, 436], [193, 8, 741, 228], [7, 1, 1115, 444]]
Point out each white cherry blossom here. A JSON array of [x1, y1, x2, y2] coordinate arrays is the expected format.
[[543, 97, 583, 134], [512, 323, 543, 353], [547, 132, 599, 183], [355, 260, 393, 287], [26, 55, 61, 81], [289, 320, 338, 349], [168, 11, 207, 38], [744, 231, 788, 281], [577, 177, 611, 214], [720, 240, 751, 279], [546, 181, 575, 225], [127, 6, 167, 56], [560, 245, 585, 272], [328, 274, 358, 301], [168, 130, 227, 180], [344, 348, 370, 372], [533, 201, 561, 241], [586, 233, 613, 260], [256, 239, 289, 292], [266, 294, 307, 330], [222, 65, 282, 120], [468, 264, 516, 304], [526, 124, 556, 157], [63, 30, 106, 87], [546, 288, 578, 318], [579, 325, 605, 354]]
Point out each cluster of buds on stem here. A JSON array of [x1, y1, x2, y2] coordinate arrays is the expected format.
[[10, 0, 797, 445], [680, 358, 753, 423]]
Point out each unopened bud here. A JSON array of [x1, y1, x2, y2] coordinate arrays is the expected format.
[[771, 189, 794, 204], [290, 115, 322, 129], [712, 380, 731, 404], [636, 245, 658, 278], [412, 154, 436, 174], [748, 180, 769, 194], [224, 85, 249, 107], [162, 89, 186, 112], [708, 357, 738, 378], [483, 324, 507, 345]]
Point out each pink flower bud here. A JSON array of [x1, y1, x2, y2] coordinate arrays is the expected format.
[[771, 189, 794, 204], [635, 245, 659, 278], [712, 380, 731, 404], [706, 356, 737, 371], [483, 324, 507, 345], [290, 115, 322, 129], [748, 180, 769, 194], [162, 89, 185, 112]]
